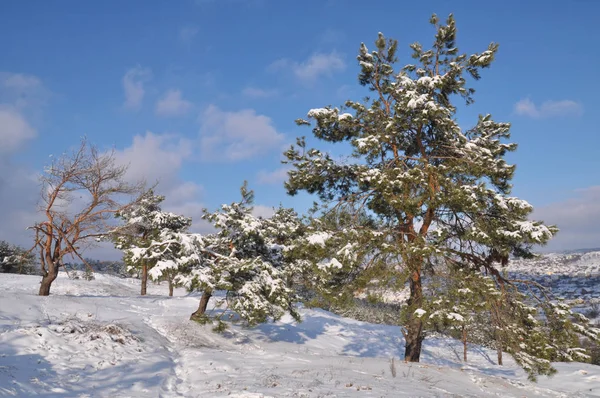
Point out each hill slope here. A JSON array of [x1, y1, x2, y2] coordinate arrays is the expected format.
[[1, 273, 599, 397]]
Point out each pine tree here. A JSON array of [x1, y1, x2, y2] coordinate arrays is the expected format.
[[283, 14, 598, 377], [426, 268, 494, 362], [0, 240, 35, 274], [113, 190, 191, 296], [143, 183, 307, 326]]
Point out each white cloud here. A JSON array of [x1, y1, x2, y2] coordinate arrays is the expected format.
[[122, 66, 151, 110], [269, 52, 345, 83], [155, 89, 193, 117], [252, 205, 275, 219], [114, 132, 192, 184], [1, 71, 41, 88], [0, 72, 44, 154], [242, 87, 278, 99], [113, 132, 209, 236], [533, 186, 600, 252], [257, 166, 290, 185], [0, 106, 36, 153], [0, 72, 45, 249], [514, 98, 583, 119], [179, 26, 199, 44], [0, 159, 39, 248], [0, 71, 48, 110], [199, 105, 285, 161]]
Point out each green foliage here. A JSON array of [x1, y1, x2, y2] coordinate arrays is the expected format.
[[112, 189, 192, 280], [135, 183, 309, 327], [186, 185, 307, 326], [191, 314, 211, 325], [212, 319, 229, 333], [0, 240, 36, 274], [83, 267, 95, 281]]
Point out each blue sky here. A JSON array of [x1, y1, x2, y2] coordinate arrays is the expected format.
[[1, 0, 599, 255]]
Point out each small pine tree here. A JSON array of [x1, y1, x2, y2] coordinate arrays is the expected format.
[[426, 268, 495, 362], [113, 190, 191, 295], [137, 183, 307, 327]]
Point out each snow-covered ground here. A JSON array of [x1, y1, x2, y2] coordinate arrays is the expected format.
[[1, 273, 598, 397]]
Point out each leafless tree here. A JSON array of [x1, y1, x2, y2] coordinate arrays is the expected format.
[[30, 139, 144, 296]]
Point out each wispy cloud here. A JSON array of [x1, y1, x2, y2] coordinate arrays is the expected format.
[[179, 26, 199, 44], [320, 28, 345, 45], [0, 106, 36, 153], [112, 132, 210, 235], [195, 0, 265, 7], [199, 105, 285, 161], [242, 86, 278, 99], [122, 66, 152, 110], [0, 72, 45, 152], [252, 205, 275, 219], [155, 89, 193, 117], [257, 166, 290, 184], [114, 131, 192, 183], [514, 98, 583, 119], [48, 131, 210, 260], [269, 52, 345, 84], [0, 71, 48, 109], [0, 72, 46, 247], [0, 159, 39, 247], [533, 186, 600, 252]]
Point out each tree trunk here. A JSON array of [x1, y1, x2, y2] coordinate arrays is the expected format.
[[39, 264, 59, 296], [141, 262, 148, 296], [190, 290, 212, 320], [404, 269, 424, 362], [462, 326, 468, 362], [168, 278, 174, 297], [491, 301, 503, 366], [404, 318, 424, 361], [496, 336, 503, 365]]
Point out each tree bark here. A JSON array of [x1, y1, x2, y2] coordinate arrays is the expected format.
[[168, 278, 174, 297], [190, 290, 212, 321], [496, 335, 503, 365], [141, 262, 148, 296], [404, 317, 424, 361], [462, 326, 468, 362], [39, 264, 59, 296], [491, 301, 503, 365], [404, 269, 424, 362]]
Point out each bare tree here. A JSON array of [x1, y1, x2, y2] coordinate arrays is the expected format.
[[30, 139, 144, 296]]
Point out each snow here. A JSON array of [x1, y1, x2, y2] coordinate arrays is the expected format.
[[447, 312, 465, 322], [307, 108, 335, 118], [317, 257, 343, 270], [414, 308, 427, 317], [1, 272, 599, 397], [306, 231, 331, 247]]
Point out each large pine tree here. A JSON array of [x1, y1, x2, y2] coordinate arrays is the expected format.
[[284, 14, 597, 376]]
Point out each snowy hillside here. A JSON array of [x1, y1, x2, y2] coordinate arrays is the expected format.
[[508, 251, 600, 277], [1, 272, 599, 397], [506, 251, 600, 302]]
